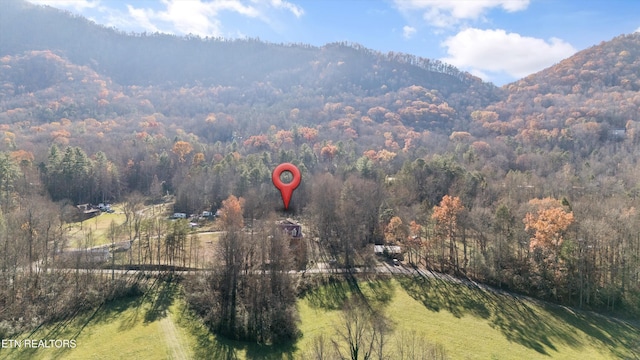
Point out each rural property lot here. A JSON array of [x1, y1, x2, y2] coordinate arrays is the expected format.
[[2, 206, 637, 360], [1, 272, 638, 360]]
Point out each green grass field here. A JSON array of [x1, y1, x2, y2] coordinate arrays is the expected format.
[[296, 275, 640, 359], [63, 203, 219, 264], [0, 278, 185, 360], [1, 274, 638, 360], [66, 210, 127, 248]]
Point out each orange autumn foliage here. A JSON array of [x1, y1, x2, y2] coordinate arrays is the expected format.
[[524, 197, 574, 251], [384, 216, 405, 244], [320, 143, 338, 160], [431, 195, 464, 236], [220, 195, 245, 231], [363, 149, 377, 160], [275, 129, 294, 146], [375, 149, 396, 162], [172, 141, 193, 162], [192, 152, 205, 167], [10, 150, 34, 164], [243, 134, 270, 149], [298, 126, 318, 142]]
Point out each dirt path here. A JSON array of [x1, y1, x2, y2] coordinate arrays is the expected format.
[[160, 313, 189, 360]]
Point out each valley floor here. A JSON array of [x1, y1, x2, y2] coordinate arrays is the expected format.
[[0, 271, 638, 360]]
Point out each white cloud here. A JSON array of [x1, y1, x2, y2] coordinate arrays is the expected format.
[[635, 26, 640, 33], [125, 5, 161, 33], [403, 25, 417, 39], [394, 0, 529, 28], [441, 28, 577, 81], [28, 0, 99, 11], [31, 0, 304, 38], [122, 0, 262, 37], [168, 1, 240, 36], [129, 0, 304, 37], [267, 0, 304, 18]]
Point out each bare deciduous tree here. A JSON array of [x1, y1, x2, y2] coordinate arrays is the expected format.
[[333, 296, 389, 360]]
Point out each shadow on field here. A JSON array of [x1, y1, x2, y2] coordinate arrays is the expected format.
[[305, 275, 395, 311], [9, 286, 145, 360], [243, 342, 297, 360], [179, 303, 298, 360], [542, 304, 640, 359], [186, 334, 297, 360], [305, 277, 351, 310], [397, 272, 640, 357], [364, 276, 395, 307], [143, 275, 179, 323], [190, 332, 240, 360]]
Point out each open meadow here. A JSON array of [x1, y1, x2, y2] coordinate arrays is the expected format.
[[2, 203, 637, 359], [56, 202, 221, 270], [1, 274, 637, 360], [65, 204, 175, 248]]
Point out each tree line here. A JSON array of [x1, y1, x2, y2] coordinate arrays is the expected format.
[[1, 116, 639, 327]]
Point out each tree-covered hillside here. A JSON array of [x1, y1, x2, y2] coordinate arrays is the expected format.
[[471, 33, 640, 156], [1, 0, 498, 99]]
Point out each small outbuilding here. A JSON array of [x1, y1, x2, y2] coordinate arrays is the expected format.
[[172, 212, 187, 219], [374, 245, 403, 260], [278, 219, 303, 238], [77, 204, 101, 220]]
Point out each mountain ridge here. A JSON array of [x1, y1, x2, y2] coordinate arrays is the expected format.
[[0, 0, 493, 95], [469, 32, 640, 155]]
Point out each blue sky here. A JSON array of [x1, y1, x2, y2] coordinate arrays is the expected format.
[[27, 0, 640, 85]]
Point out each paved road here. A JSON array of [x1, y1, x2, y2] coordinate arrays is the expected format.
[[23, 258, 531, 302], [41, 260, 457, 280]]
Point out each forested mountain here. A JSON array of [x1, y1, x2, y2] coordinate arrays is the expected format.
[[1, 0, 497, 97], [473, 33, 640, 154], [0, 0, 639, 347], [1, 0, 503, 146]]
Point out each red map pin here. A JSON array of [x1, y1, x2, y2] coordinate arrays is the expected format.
[[272, 163, 301, 210]]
